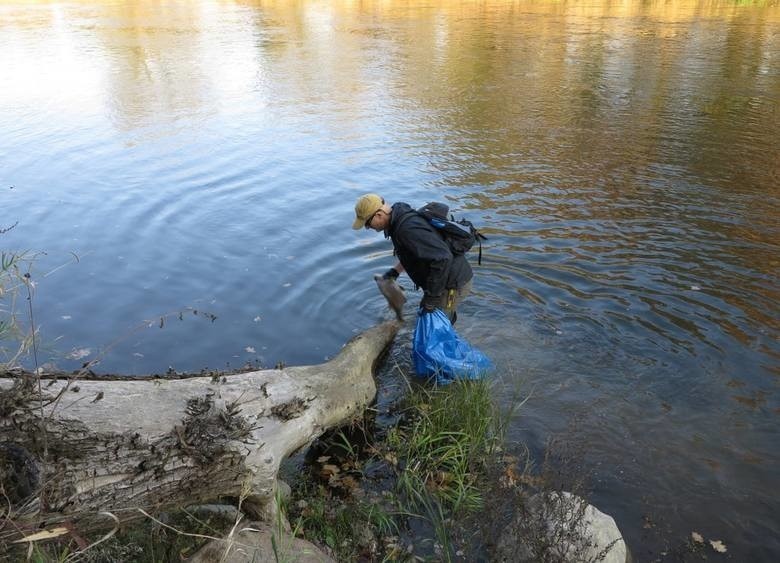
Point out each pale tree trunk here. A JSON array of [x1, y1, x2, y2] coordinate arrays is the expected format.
[[0, 321, 398, 548]]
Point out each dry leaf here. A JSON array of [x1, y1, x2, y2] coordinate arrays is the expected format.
[[709, 539, 727, 553], [13, 527, 69, 543], [321, 464, 340, 475], [436, 470, 454, 485], [521, 474, 544, 487], [504, 465, 518, 486], [691, 531, 704, 543], [339, 475, 359, 491]]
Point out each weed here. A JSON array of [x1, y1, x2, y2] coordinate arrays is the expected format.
[[0, 250, 33, 367], [389, 379, 503, 516], [289, 480, 399, 561], [1, 506, 230, 563], [281, 375, 516, 562]]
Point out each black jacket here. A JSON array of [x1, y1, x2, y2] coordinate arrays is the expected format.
[[386, 202, 473, 299]]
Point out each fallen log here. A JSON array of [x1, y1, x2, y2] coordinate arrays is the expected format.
[[0, 321, 398, 546]]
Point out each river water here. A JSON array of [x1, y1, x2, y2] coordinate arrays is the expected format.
[[1, 1, 778, 560]]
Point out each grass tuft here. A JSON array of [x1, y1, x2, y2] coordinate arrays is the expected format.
[[389, 379, 504, 516]]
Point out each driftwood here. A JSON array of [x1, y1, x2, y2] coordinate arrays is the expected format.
[[0, 321, 398, 547]]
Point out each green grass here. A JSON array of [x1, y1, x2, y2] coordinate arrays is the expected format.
[[0, 250, 25, 361], [282, 378, 512, 561], [389, 379, 505, 516]]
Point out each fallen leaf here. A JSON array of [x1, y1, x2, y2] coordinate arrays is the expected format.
[[321, 464, 340, 475], [435, 470, 454, 485], [339, 475, 359, 491], [710, 539, 727, 553], [13, 527, 69, 542], [503, 465, 519, 486], [516, 473, 544, 487], [691, 531, 704, 543], [316, 456, 331, 463]]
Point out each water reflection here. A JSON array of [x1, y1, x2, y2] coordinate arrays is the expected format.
[[1, 1, 779, 560]]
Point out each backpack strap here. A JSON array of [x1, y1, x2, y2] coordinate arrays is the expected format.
[[396, 206, 487, 265], [475, 231, 487, 265], [393, 209, 418, 233]]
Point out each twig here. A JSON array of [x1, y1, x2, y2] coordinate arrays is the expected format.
[[3, 251, 90, 294], [63, 512, 119, 562], [135, 507, 256, 551], [219, 478, 252, 563], [0, 221, 17, 235]]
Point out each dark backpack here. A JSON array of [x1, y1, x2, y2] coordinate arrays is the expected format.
[[416, 202, 488, 265]]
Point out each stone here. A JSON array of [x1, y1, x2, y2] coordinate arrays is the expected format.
[[190, 521, 334, 563], [495, 491, 629, 563]]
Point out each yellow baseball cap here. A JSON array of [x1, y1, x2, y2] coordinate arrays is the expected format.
[[352, 193, 384, 229]]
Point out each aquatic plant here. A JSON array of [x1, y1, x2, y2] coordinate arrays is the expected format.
[[389, 379, 503, 515], [0, 244, 34, 369]]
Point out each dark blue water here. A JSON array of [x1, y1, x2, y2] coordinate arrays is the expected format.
[[1, 1, 778, 560]]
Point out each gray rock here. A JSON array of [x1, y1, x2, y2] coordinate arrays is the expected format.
[[276, 478, 292, 502], [495, 491, 629, 563], [190, 520, 334, 563], [186, 504, 241, 523]]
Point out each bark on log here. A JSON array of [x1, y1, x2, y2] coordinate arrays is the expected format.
[[0, 321, 398, 545]]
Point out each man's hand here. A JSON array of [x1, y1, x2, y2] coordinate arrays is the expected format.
[[381, 268, 399, 280], [420, 294, 438, 313]]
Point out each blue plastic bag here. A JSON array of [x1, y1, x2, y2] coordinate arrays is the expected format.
[[412, 309, 493, 385]]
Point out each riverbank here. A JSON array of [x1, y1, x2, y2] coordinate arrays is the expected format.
[[7, 360, 628, 563], [281, 368, 631, 563], [284, 375, 509, 561]]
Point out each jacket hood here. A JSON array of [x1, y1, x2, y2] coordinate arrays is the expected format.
[[387, 202, 415, 237]]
